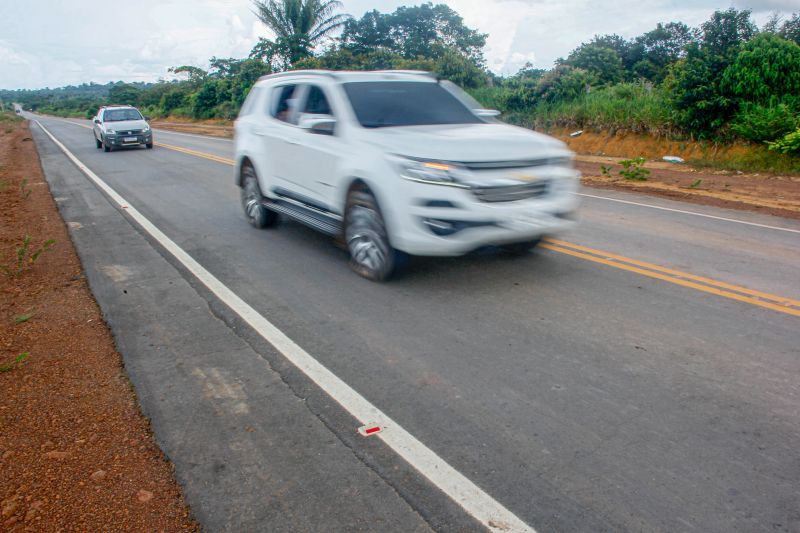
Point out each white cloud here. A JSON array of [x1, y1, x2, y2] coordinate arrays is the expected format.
[[1, 0, 797, 89]]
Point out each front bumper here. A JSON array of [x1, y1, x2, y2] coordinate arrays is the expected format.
[[106, 133, 153, 147], [387, 172, 581, 256]]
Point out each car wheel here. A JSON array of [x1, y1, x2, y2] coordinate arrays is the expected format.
[[95, 137, 102, 149], [103, 138, 111, 152], [145, 143, 153, 149], [240, 163, 278, 229], [501, 238, 542, 256], [345, 189, 406, 282]]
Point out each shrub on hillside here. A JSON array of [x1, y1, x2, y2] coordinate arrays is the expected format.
[[768, 129, 800, 154], [721, 33, 800, 105], [730, 102, 798, 142]]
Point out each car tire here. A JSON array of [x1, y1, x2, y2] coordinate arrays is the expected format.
[[145, 143, 153, 149], [103, 138, 111, 152], [240, 163, 278, 229], [501, 238, 542, 256], [95, 137, 102, 149], [345, 188, 406, 282]]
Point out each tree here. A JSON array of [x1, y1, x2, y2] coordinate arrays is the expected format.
[[779, 13, 800, 44], [340, 3, 487, 65], [564, 44, 625, 85], [169, 66, 208, 87], [701, 8, 757, 59], [534, 66, 597, 103], [665, 43, 730, 135], [631, 22, 697, 82], [721, 33, 800, 105], [252, 0, 349, 66], [107, 83, 141, 106]]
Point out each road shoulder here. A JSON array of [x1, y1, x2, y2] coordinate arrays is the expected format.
[[30, 122, 436, 532]]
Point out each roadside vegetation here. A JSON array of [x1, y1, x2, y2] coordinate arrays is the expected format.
[[2, 2, 799, 172]]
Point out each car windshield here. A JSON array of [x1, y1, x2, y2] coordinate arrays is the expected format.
[[104, 108, 143, 122], [342, 81, 483, 128]]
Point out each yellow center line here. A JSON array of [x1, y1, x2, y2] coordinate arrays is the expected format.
[[153, 141, 235, 166], [541, 243, 800, 318], [545, 238, 800, 308], [51, 118, 799, 318]]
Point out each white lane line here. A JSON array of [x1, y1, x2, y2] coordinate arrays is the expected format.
[[578, 192, 800, 234], [33, 120, 535, 533]]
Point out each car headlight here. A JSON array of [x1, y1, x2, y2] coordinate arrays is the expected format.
[[142, 125, 151, 133], [394, 156, 471, 188], [106, 129, 116, 135]]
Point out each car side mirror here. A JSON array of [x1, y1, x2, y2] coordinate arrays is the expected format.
[[299, 115, 336, 136], [144, 116, 151, 122], [475, 109, 501, 118], [93, 118, 100, 124]]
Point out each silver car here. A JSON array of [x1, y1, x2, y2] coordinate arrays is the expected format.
[[93, 105, 153, 152]]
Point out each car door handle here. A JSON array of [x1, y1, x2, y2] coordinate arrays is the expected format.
[[252, 129, 266, 136], [285, 139, 300, 146]]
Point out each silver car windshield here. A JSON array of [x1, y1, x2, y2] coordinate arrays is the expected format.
[[104, 109, 143, 122]]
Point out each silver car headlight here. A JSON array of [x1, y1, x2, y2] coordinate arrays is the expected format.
[[394, 156, 471, 188], [106, 129, 116, 135]]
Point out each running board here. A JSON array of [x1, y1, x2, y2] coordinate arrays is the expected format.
[[263, 198, 342, 236]]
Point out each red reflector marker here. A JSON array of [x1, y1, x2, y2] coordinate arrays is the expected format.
[[358, 424, 383, 436]]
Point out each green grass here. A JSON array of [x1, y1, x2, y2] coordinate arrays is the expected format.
[[472, 83, 678, 136], [0, 352, 30, 373], [689, 146, 800, 174], [0, 110, 23, 124], [14, 311, 35, 324]]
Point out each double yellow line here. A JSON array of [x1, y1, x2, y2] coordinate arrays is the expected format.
[[58, 118, 800, 318], [542, 239, 800, 317], [154, 141, 235, 166]]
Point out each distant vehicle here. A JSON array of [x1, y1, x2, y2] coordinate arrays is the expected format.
[[92, 105, 153, 152], [234, 70, 580, 281]]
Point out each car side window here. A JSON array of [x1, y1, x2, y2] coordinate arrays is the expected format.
[[270, 84, 299, 124], [302, 85, 333, 117]]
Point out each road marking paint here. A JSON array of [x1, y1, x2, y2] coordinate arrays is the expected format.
[[153, 141, 235, 166], [34, 119, 535, 533], [546, 239, 800, 308], [541, 241, 800, 318], [577, 192, 800, 234], [46, 116, 800, 317]]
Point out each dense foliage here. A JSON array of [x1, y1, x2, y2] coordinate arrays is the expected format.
[[2, 3, 799, 155]]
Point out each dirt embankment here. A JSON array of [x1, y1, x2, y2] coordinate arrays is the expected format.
[[551, 129, 800, 219], [0, 117, 197, 531]]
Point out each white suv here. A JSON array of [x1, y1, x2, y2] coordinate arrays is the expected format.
[[234, 70, 579, 281], [92, 105, 153, 152]]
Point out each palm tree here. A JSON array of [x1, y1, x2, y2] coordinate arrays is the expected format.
[[253, 0, 349, 65]]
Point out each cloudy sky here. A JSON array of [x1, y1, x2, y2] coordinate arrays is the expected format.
[[1, 0, 797, 89]]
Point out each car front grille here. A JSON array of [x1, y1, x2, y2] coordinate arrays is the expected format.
[[460, 157, 571, 171], [471, 180, 550, 203], [116, 129, 143, 136]]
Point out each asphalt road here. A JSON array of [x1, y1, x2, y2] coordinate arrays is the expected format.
[[30, 114, 800, 532]]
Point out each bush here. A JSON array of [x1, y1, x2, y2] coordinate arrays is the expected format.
[[721, 33, 800, 105], [534, 65, 596, 103], [768, 129, 800, 154], [730, 103, 798, 142]]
